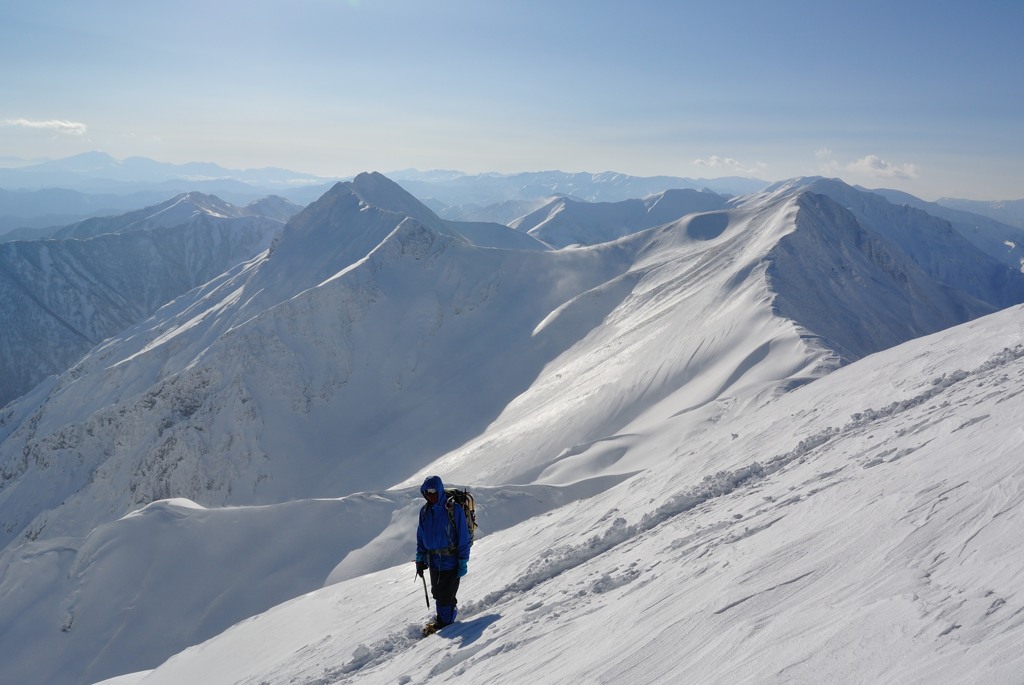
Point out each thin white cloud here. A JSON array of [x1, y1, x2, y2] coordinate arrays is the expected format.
[[817, 150, 919, 180], [693, 155, 767, 176], [4, 118, 87, 135], [846, 154, 918, 179]]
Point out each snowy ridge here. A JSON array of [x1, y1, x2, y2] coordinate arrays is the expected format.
[[511, 188, 729, 247], [124, 305, 1024, 684], [0, 174, 645, 548], [871, 187, 1024, 271], [767, 192, 996, 361], [0, 203, 283, 407], [49, 191, 298, 240], [761, 178, 1024, 308], [1, 174, 1023, 684]]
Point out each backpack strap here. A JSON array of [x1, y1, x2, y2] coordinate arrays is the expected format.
[[446, 500, 458, 547]]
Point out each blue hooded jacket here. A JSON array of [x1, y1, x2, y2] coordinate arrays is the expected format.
[[417, 475, 471, 571]]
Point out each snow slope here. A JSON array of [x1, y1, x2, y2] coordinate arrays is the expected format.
[[1, 174, 1021, 684], [0, 201, 284, 407], [511, 188, 729, 247], [1, 478, 629, 685], [47, 192, 289, 239], [107, 303, 1024, 685], [872, 187, 1024, 272], [409, 190, 1004, 489], [764, 178, 1024, 308]]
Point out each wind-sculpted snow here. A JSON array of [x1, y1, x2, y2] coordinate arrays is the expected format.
[[2, 177, 1012, 548], [0, 480, 628, 685], [129, 305, 1024, 685], [2, 175, 1024, 684], [408, 187, 1002, 488], [457, 340, 1024, 616]]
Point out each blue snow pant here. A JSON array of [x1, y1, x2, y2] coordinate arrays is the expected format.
[[429, 566, 461, 625]]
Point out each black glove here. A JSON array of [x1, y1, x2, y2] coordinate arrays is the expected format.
[[415, 561, 427, 577]]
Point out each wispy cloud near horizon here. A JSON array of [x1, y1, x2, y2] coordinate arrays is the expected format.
[[693, 155, 767, 176], [818, 150, 919, 180], [4, 118, 88, 135], [846, 154, 919, 180]]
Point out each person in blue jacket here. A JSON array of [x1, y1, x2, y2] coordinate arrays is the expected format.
[[415, 475, 470, 631]]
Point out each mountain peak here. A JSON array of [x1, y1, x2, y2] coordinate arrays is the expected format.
[[347, 171, 444, 229]]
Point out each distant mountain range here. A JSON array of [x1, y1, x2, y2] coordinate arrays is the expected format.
[[936, 197, 1024, 229], [388, 168, 770, 207], [0, 152, 337, 225], [0, 151, 333, 192], [0, 154, 767, 236], [4, 152, 1023, 245]]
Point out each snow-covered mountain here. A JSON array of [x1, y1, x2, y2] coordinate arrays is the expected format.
[[870, 187, 1024, 272], [1, 172, 1022, 684], [0, 194, 289, 407], [510, 189, 731, 247], [47, 191, 301, 240], [0, 188, 187, 239], [763, 177, 1024, 308]]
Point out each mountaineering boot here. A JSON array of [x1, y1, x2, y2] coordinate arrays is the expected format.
[[421, 617, 444, 637]]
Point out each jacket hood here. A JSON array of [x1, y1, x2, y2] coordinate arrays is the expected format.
[[420, 475, 446, 503]]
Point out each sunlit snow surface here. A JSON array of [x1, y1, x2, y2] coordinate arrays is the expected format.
[[108, 305, 1024, 684], [1, 174, 1022, 684]]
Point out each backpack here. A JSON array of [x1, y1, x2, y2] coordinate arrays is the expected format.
[[445, 488, 477, 544]]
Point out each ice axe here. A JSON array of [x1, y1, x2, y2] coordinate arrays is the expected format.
[[416, 567, 430, 608]]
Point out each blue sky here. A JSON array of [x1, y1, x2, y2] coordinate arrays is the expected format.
[[1, 0, 1021, 200]]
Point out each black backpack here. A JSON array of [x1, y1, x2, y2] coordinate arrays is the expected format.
[[446, 488, 477, 544]]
